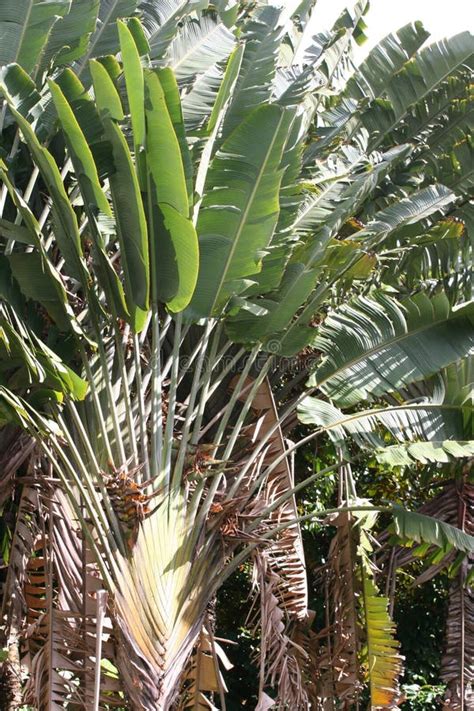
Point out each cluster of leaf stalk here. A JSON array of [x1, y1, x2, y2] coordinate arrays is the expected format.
[[0, 0, 472, 709]]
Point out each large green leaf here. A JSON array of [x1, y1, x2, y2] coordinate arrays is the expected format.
[[293, 145, 412, 255], [54, 68, 109, 170], [118, 19, 145, 179], [79, 0, 138, 65], [0, 81, 88, 286], [90, 60, 150, 331], [297, 396, 473, 463], [165, 15, 235, 83], [41, 0, 100, 68], [48, 79, 112, 217], [225, 263, 322, 345], [344, 22, 430, 101], [7, 253, 75, 334], [225, 145, 418, 349], [155, 68, 194, 204], [0, 0, 69, 74], [144, 70, 198, 311], [0, 313, 87, 401], [182, 42, 244, 134], [362, 32, 474, 151], [220, 4, 282, 140], [391, 506, 474, 554], [307, 291, 474, 406], [352, 185, 456, 248], [379, 217, 472, 304], [142, 0, 195, 61], [187, 104, 293, 319]]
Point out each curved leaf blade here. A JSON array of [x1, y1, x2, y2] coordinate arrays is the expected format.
[[308, 291, 474, 406], [187, 104, 293, 319]]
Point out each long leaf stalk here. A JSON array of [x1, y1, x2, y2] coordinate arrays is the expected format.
[[190, 322, 224, 446], [48, 415, 126, 558], [196, 346, 247, 439], [64, 402, 126, 551], [162, 312, 182, 493], [79, 345, 115, 466], [92, 323, 127, 465], [112, 316, 139, 467], [189, 348, 266, 525], [172, 319, 214, 491], [134, 331, 151, 483]]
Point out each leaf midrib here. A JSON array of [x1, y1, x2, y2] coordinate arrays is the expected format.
[[171, 20, 232, 73], [370, 39, 473, 151], [14, 0, 34, 65], [77, 0, 127, 75], [322, 402, 471, 433], [315, 301, 471, 391], [208, 109, 286, 315]]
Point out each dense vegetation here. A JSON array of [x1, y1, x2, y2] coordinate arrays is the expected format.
[[0, 1, 472, 709]]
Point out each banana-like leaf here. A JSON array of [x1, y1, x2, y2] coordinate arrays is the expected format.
[[0, 163, 84, 336], [182, 42, 244, 133], [225, 264, 323, 347], [344, 22, 430, 101], [220, 4, 283, 140], [187, 104, 293, 318], [379, 217, 473, 304], [0, 0, 69, 74], [166, 15, 235, 83], [429, 131, 474, 196], [141, 0, 197, 61], [8, 253, 76, 334], [76, 0, 139, 73], [90, 59, 150, 330], [41, 0, 100, 68], [307, 291, 474, 406], [388, 68, 472, 150], [156, 68, 194, 203], [304, 0, 368, 87], [352, 184, 456, 247], [298, 397, 473, 463], [0, 77, 88, 287], [0, 298, 86, 401], [118, 19, 146, 178], [382, 479, 471, 581], [377, 440, 474, 466], [144, 65, 188, 211], [293, 145, 412, 249], [362, 32, 474, 151], [48, 79, 112, 217], [391, 506, 474, 555], [144, 69, 198, 311]]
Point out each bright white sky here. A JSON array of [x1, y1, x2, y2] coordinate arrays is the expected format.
[[314, 0, 474, 53]]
